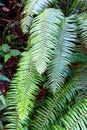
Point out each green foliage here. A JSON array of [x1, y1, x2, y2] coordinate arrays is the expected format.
[[52, 97, 87, 130], [29, 8, 64, 74], [0, 43, 20, 62], [0, 91, 6, 111], [0, 91, 6, 130], [5, 52, 44, 129], [0, 74, 10, 82], [52, 125, 65, 130], [67, 0, 82, 15], [21, 0, 58, 33], [15, 52, 43, 120], [0, 42, 20, 85], [30, 75, 82, 130], [0, 63, 3, 70], [77, 13, 87, 45], [5, 0, 87, 130], [61, 98, 87, 130], [48, 15, 77, 91]]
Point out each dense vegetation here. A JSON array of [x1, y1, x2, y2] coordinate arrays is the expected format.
[[0, 0, 87, 130]]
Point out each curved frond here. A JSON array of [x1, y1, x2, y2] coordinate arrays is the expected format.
[[30, 75, 81, 130], [51, 97, 87, 130], [29, 8, 64, 74], [16, 52, 42, 120], [5, 82, 26, 130], [61, 98, 87, 130], [48, 15, 77, 91], [5, 52, 42, 129], [21, 0, 58, 33]]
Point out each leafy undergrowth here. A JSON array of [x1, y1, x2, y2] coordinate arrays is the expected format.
[[0, 1, 49, 129], [0, 0, 28, 92], [0, 0, 29, 129]]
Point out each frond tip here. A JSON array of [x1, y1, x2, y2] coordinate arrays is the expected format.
[[48, 15, 77, 91], [30, 8, 64, 74], [21, 0, 58, 33]]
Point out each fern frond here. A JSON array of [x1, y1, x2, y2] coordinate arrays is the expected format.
[[70, 52, 87, 63], [16, 52, 42, 120], [5, 83, 26, 130], [0, 91, 6, 111], [5, 52, 43, 129], [67, 0, 84, 15], [29, 8, 64, 74], [50, 94, 87, 130], [30, 75, 81, 130], [52, 125, 65, 130], [75, 0, 87, 13], [61, 97, 87, 130], [77, 13, 87, 45], [21, 0, 58, 33], [48, 15, 77, 91]]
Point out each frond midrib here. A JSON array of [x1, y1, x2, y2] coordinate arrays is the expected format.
[[30, 8, 64, 74], [20, 59, 33, 113], [32, 77, 79, 130], [68, 110, 87, 130], [48, 16, 76, 90]]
